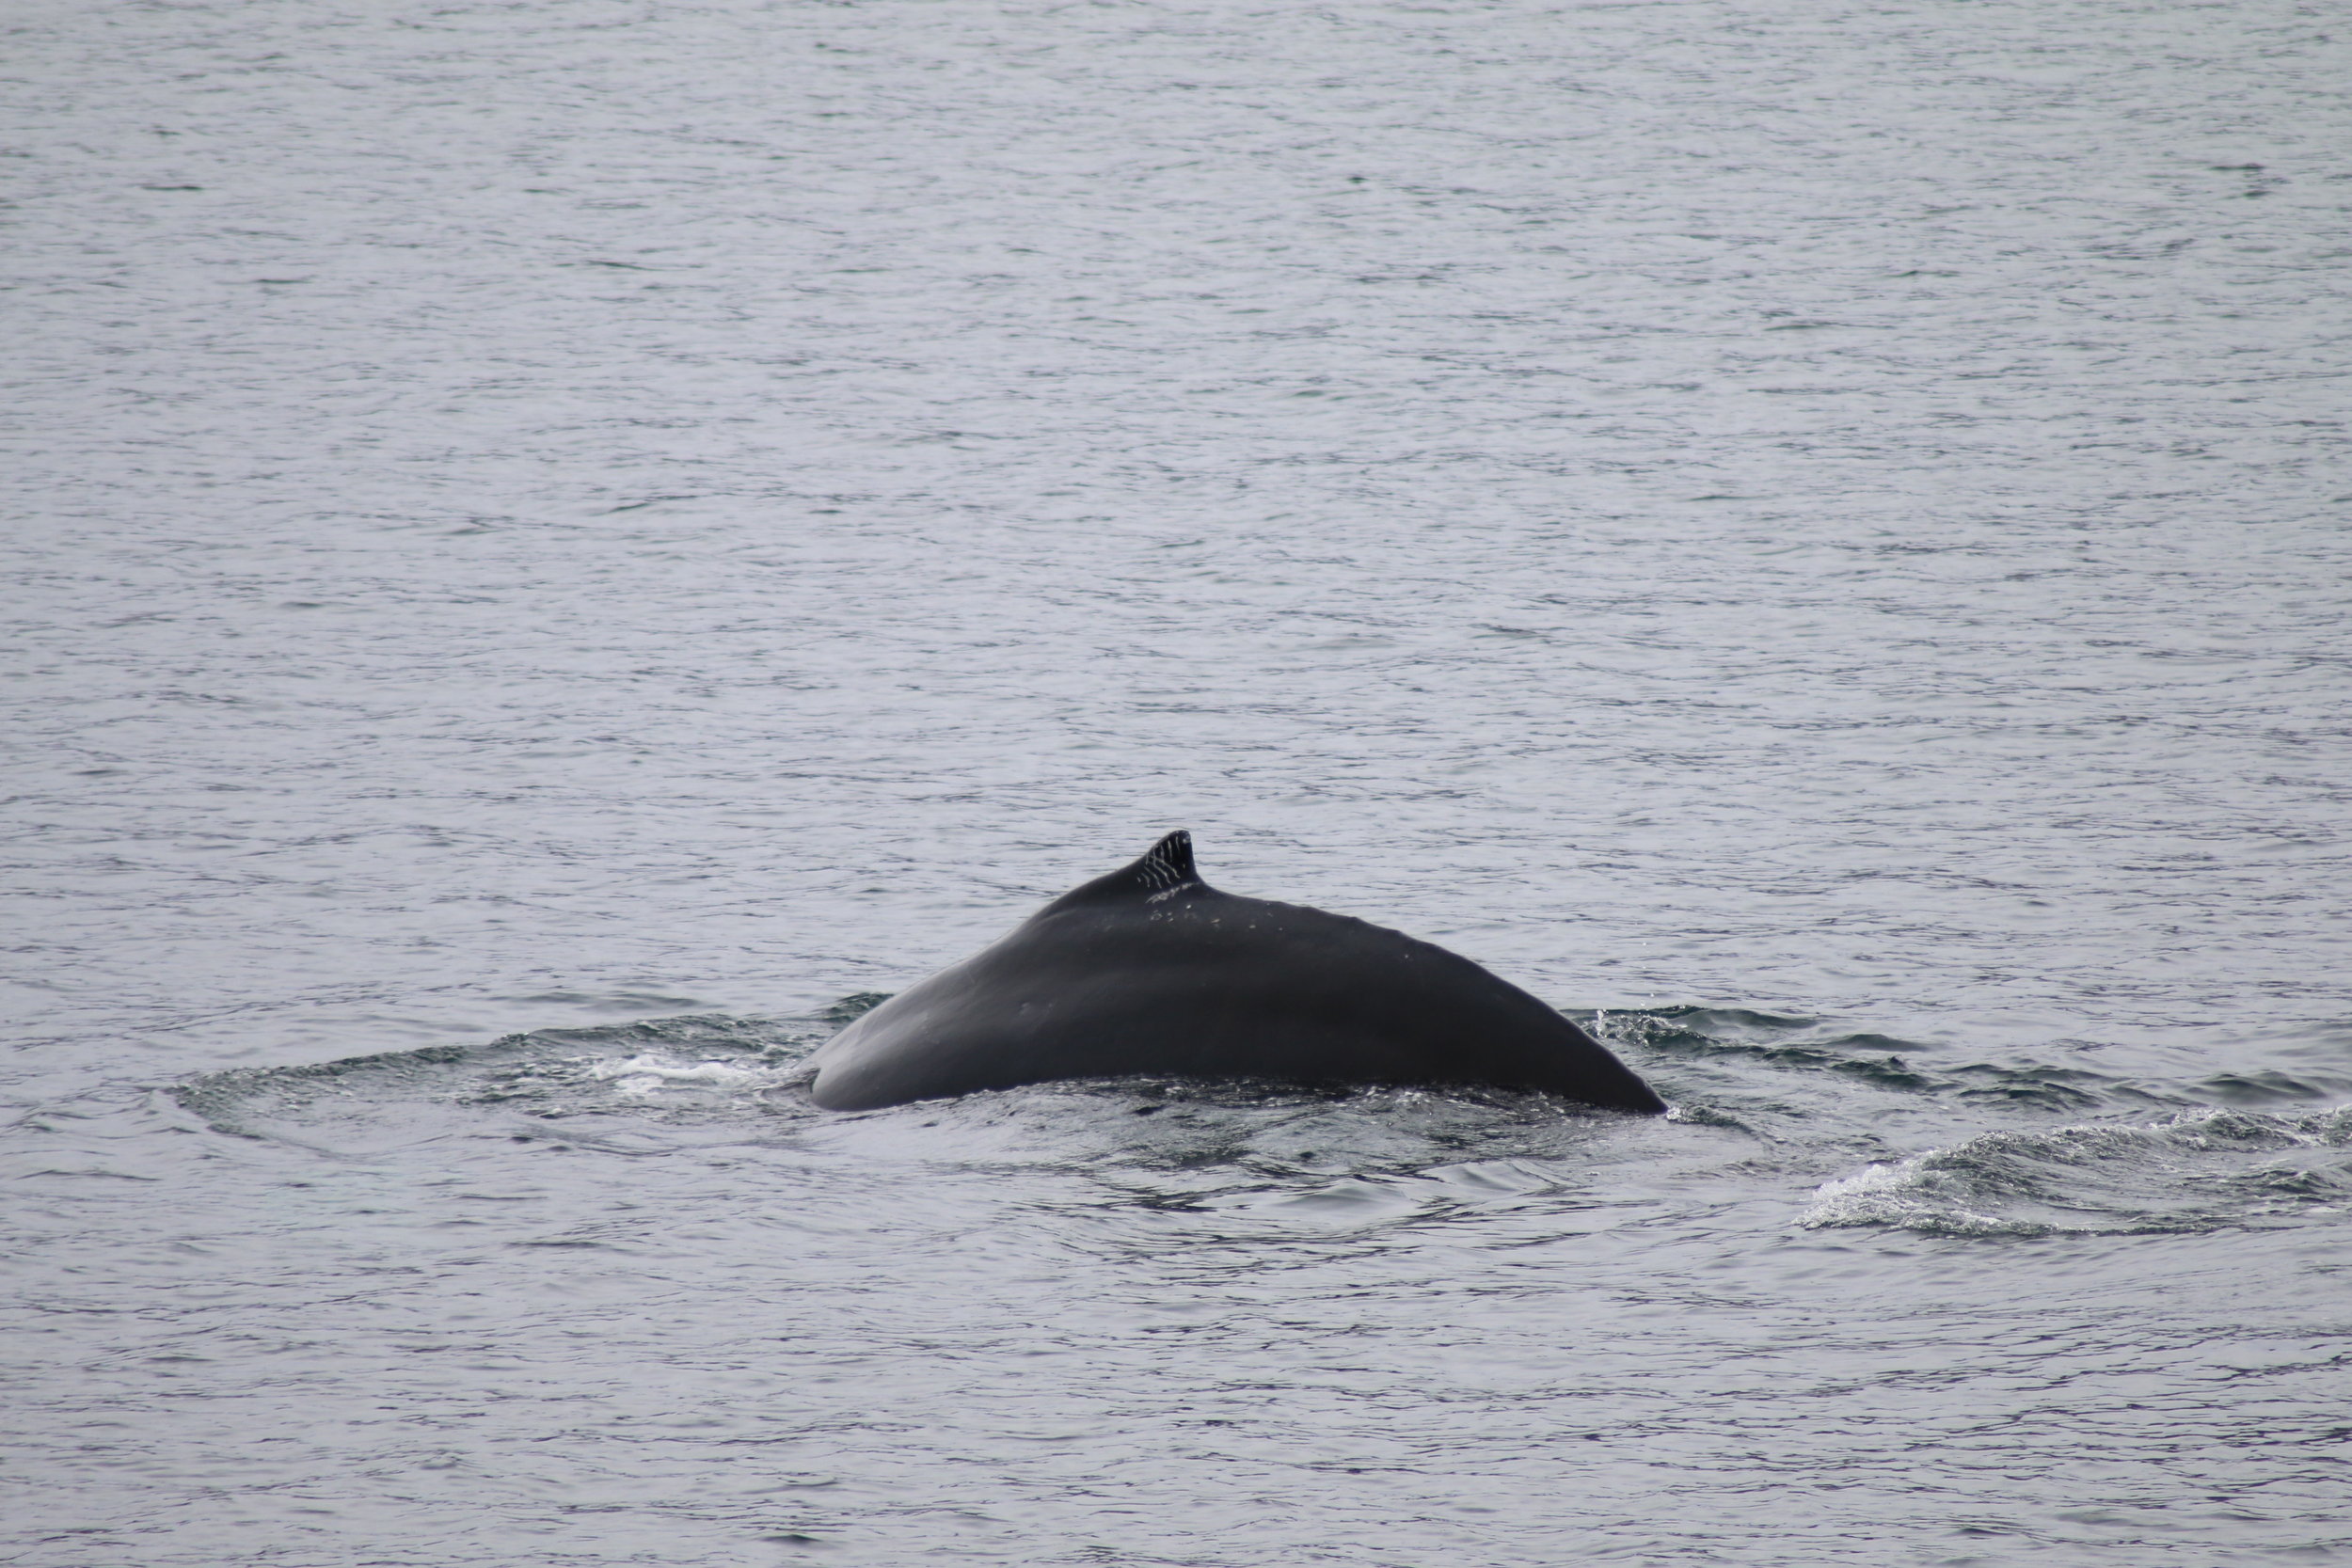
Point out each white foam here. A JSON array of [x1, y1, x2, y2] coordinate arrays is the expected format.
[[1798, 1149, 2012, 1233], [1798, 1102, 2352, 1234], [585, 1053, 773, 1098]]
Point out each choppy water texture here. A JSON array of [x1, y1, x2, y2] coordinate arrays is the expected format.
[[6, 0, 2350, 1562]]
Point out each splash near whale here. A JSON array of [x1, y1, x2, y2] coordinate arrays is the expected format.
[[804, 832, 1666, 1115]]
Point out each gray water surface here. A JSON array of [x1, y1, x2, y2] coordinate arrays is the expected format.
[[5, 1, 2350, 1563]]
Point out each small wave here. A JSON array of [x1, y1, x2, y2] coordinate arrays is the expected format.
[[1594, 1007, 2345, 1116], [172, 1009, 838, 1141], [818, 991, 894, 1024], [1800, 1104, 2352, 1236]]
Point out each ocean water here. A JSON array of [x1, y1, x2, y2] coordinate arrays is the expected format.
[[4, 1, 2349, 1563]]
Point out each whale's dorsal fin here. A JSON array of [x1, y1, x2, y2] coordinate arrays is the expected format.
[[1133, 829, 1196, 890], [1041, 830, 1205, 912]]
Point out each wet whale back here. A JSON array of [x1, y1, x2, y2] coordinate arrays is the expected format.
[[805, 832, 1665, 1114]]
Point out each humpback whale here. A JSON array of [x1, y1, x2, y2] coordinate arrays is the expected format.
[[804, 832, 1665, 1115]]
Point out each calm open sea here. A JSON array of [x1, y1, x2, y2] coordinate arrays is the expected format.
[[5, 1, 2348, 1562]]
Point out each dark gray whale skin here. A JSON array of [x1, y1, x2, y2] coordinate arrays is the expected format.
[[804, 832, 1666, 1115]]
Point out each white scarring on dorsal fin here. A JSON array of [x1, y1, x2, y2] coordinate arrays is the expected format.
[[1135, 829, 1196, 892], [1039, 830, 1208, 914]]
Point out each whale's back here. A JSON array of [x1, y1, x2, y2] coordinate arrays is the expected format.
[[804, 833, 1664, 1115]]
